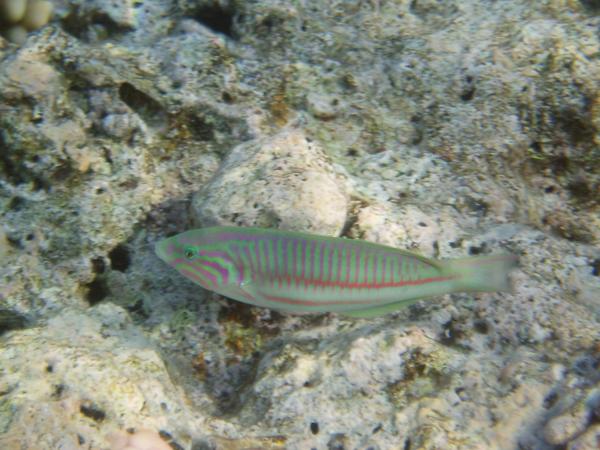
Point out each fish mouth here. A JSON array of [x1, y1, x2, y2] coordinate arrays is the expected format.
[[154, 238, 172, 262]]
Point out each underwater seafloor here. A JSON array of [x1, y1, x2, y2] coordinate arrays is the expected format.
[[1, 1, 599, 449]]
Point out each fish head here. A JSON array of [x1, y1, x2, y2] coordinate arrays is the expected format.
[[155, 231, 199, 264], [155, 230, 237, 291]]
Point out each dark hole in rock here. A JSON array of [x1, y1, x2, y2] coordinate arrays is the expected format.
[[404, 438, 412, 450], [592, 259, 600, 276], [52, 384, 65, 399], [327, 433, 347, 450], [581, 0, 600, 11], [260, 16, 276, 34], [221, 91, 234, 103], [8, 196, 26, 211], [187, 114, 215, 141], [339, 212, 360, 239], [454, 386, 466, 399], [25, 233, 35, 241], [550, 154, 570, 175], [51, 163, 74, 183], [158, 430, 173, 441], [544, 185, 556, 193], [543, 391, 559, 409], [85, 278, 109, 305], [80, 402, 106, 422], [191, 439, 215, 450], [556, 107, 595, 146], [0, 309, 28, 335], [468, 243, 487, 255], [190, 2, 236, 38], [372, 424, 382, 433], [473, 319, 489, 334], [77, 435, 85, 445], [32, 176, 50, 191], [465, 197, 488, 215], [218, 301, 283, 334], [125, 299, 149, 319], [169, 441, 185, 450], [460, 86, 475, 101], [572, 355, 598, 377], [119, 82, 165, 127], [103, 148, 113, 164], [347, 148, 358, 157], [46, 363, 54, 372], [0, 144, 25, 185], [440, 319, 464, 346], [91, 257, 106, 274], [109, 244, 131, 272], [310, 421, 319, 434], [567, 177, 592, 201], [6, 234, 23, 249], [62, 7, 132, 41], [529, 141, 543, 153], [160, 430, 184, 449]]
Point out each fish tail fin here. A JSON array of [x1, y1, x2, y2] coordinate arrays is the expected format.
[[443, 253, 518, 293]]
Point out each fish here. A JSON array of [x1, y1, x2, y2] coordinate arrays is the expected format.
[[155, 227, 517, 318]]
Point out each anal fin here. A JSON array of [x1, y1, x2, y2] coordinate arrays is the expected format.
[[341, 298, 424, 318]]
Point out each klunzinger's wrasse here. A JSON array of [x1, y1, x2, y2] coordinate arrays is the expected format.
[[155, 227, 517, 318]]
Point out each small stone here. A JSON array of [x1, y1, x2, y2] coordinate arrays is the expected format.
[[543, 401, 590, 445], [22, 0, 53, 31], [567, 423, 600, 450], [4, 25, 28, 44], [107, 429, 172, 450], [192, 128, 348, 235], [101, 114, 138, 139], [1, 0, 27, 23], [551, 364, 566, 382], [307, 92, 342, 121]]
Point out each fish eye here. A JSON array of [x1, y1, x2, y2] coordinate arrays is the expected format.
[[184, 246, 197, 260]]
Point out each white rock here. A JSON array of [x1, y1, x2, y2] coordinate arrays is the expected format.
[[192, 128, 349, 235], [4, 24, 28, 44], [1, 0, 27, 23], [22, 0, 53, 30], [544, 402, 590, 445]]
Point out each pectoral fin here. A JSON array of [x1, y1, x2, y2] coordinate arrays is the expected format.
[[237, 280, 280, 310]]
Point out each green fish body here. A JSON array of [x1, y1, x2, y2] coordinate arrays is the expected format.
[[155, 227, 517, 317]]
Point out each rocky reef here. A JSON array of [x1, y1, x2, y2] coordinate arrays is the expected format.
[[1, 1, 599, 449]]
